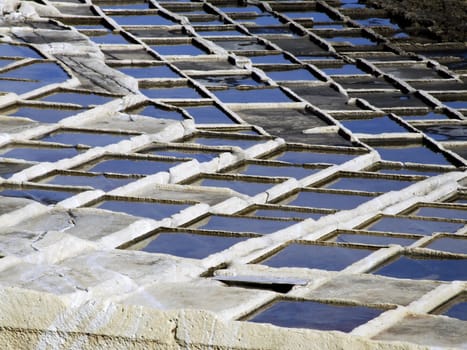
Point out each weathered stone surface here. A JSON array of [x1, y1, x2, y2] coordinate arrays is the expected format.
[[306, 274, 441, 306], [0, 116, 40, 133], [129, 183, 240, 205], [79, 112, 178, 134], [374, 314, 467, 348], [119, 280, 275, 319], [6, 196, 138, 246], [0, 196, 34, 215], [56, 55, 138, 94]]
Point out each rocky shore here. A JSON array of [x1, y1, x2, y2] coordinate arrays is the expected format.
[[364, 0, 467, 41]]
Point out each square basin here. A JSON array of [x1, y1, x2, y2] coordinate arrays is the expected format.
[[265, 68, 319, 81], [188, 176, 279, 196], [42, 173, 133, 191], [407, 205, 467, 220], [433, 294, 467, 321], [0, 161, 34, 178], [150, 44, 207, 56], [245, 206, 330, 220], [351, 91, 428, 109], [116, 65, 180, 79], [184, 105, 236, 124], [287, 84, 361, 110], [0, 79, 48, 95], [228, 162, 321, 179], [140, 147, 221, 162], [89, 32, 129, 44], [340, 115, 408, 134], [189, 215, 293, 235], [373, 255, 467, 281], [38, 91, 118, 106], [141, 86, 204, 100], [320, 64, 367, 76], [126, 230, 248, 259], [0, 145, 80, 162], [397, 111, 450, 121], [425, 237, 467, 255], [1, 105, 87, 123], [323, 175, 416, 193], [182, 135, 267, 149], [266, 149, 358, 165], [111, 14, 174, 26], [260, 242, 375, 270], [361, 216, 464, 236], [100, 2, 150, 10], [79, 157, 181, 175], [195, 75, 262, 88], [38, 130, 132, 147], [328, 36, 375, 47], [0, 43, 42, 58], [249, 300, 383, 332], [355, 17, 399, 29], [0, 187, 80, 205], [326, 231, 418, 246], [127, 104, 185, 120], [213, 87, 294, 103], [0, 62, 69, 85], [247, 53, 292, 64], [284, 11, 333, 22], [212, 38, 269, 51], [280, 189, 375, 210], [96, 199, 190, 220], [417, 124, 467, 142], [374, 145, 453, 166]]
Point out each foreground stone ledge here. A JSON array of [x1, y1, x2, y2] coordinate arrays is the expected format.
[[0, 287, 431, 350]]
